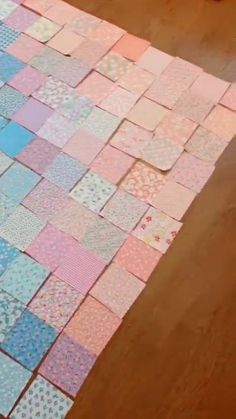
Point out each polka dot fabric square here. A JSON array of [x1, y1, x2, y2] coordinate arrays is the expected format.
[[87, 21, 125, 49], [66, 10, 101, 36], [142, 137, 183, 171], [0, 23, 20, 50], [0, 192, 18, 224], [25, 17, 61, 43], [96, 52, 133, 82], [0, 85, 27, 119], [155, 111, 197, 146]]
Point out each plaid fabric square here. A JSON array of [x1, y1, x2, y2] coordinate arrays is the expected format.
[[9, 65, 47, 96], [25, 16, 61, 43], [72, 38, 108, 67], [127, 97, 168, 130], [63, 129, 104, 165], [81, 107, 121, 142], [37, 112, 79, 148], [0, 253, 49, 304], [6, 33, 44, 63], [0, 121, 34, 158], [142, 137, 183, 171], [110, 120, 152, 158], [0, 52, 25, 82], [0, 85, 27, 119], [65, 10, 101, 36], [185, 126, 226, 163], [173, 90, 214, 123], [96, 51, 133, 82], [4, 5, 38, 32], [76, 71, 115, 105], [0, 289, 24, 343], [0, 23, 20, 50], [202, 105, 236, 142], [0, 192, 18, 224], [17, 137, 59, 174], [12, 97, 53, 132], [0, 237, 19, 275], [0, 0, 18, 20], [100, 86, 138, 118], [87, 21, 125, 48], [137, 46, 173, 76], [118, 65, 155, 96], [155, 111, 197, 146], [0, 151, 13, 174]]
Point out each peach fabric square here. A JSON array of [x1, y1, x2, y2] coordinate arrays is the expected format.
[[185, 126, 226, 163], [8, 66, 46, 96], [112, 33, 150, 61], [65, 296, 121, 355], [17, 137, 59, 175], [127, 97, 169, 130], [220, 83, 236, 111], [100, 86, 138, 118], [90, 145, 134, 184], [115, 235, 162, 282], [121, 161, 167, 204], [44, 2, 80, 25], [171, 152, 215, 193], [173, 90, 214, 123], [72, 39, 108, 67], [76, 72, 115, 105], [190, 72, 229, 103], [87, 21, 125, 49], [153, 180, 196, 220], [118, 65, 155, 96], [90, 263, 144, 318], [202, 105, 236, 142], [110, 120, 152, 158], [155, 111, 197, 146], [23, 0, 58, 14], [47, 28, 83, 55], [137, 46, 173, 76], [6, 33, 44, 62], [96, 51, 133, 82], [63, 129, 104, 165], [142, 137, 183, 171], [65, 10, 101, 36]]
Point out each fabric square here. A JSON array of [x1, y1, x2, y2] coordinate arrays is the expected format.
[[127, 97, 168, 130], [90, 263, 144, 318], [220, 83, 236, 111], [0, 116, 8, 130], [65, 296, 121, 355], [55, 242, 106, 295], [0, 162, 40, 203], [25, 17, 61, 43], [0, 289, 24, 343], [170, 151, 215, 193], [81, 217, 127, 263], [4, 5, 38, 32], [76, 71, 115, 105], [0, 351, 31, 417], [2, 310, 57, 371], [37, 112, 79, 147], [0, 85, 27, 119], [0, 237, 19, 275], [0, 205, 45, 250], [0, 253, 49, 304], [23, 0, 58, 14], [12, 98, 53, 132], [33, 76, 72, 109], [0, 23, 20, 50], [17, 137, 59, 174], [87, 21, 125, 48], [11, 376, 73, 419], [30, 46, 63, 75], [72, 38, 108, 67], [118, 65, 155, 96], [40, 333, 96, 397], [112, 33, 150, 61], [44, 152, 87, 191], [100, 86, 138, 118], [121, 161, 167, 204], [115, 235, 162, 282], [154, 111, 197, 146], [66, 10, 100, 35], [52, 56, 91, 88], [0, 151, 13, 174], [56, 92, 93, 122], [101, 190, 148, 233], [6, 33, 44, 63], [63, 128, 104, 165], [173, 90, 214, 123], [81, 107, 121, 142], [47, 28, 83, 55], [142, 137, 183, 171], [110, 120, 152, 158], [8, 66, 46, 96], [133, 206, 182, 253], [185, 126, 226, 163], [96, 51, 133, 82], [190, 72, 229, 103], [145, 57, 202, 108], [90, 145, 134, 184], [29, 275, 83, 331], [0, 0, 17, 20], [0, 121, 34, 158], [202, 105, 236, 142], [23, 179, 68, 221], [51, 198, 98, 242], [70, 171, 116, 213], [44, 2, 79, 26], [137, 46, 173, 76], [0, 192, 18, 224], [27, 224, 77, 272], [0, 52, 25, 83]]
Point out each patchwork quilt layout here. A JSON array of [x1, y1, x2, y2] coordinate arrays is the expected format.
[[0, 0, 236, 417]]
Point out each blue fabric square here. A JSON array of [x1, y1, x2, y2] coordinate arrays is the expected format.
[[1, 310, 58, 371], [0, 191, 18, 224], [0, 52, 25, 83], [0, 253, 49, 304], [0, 85, 27, 118], [0, 289, 24, 343], [0, 351, 31, 417], [0, 162, 40, 203], [0, 115, 7, 129], [0, 121, 34, 157], [0, 23, 20, 50], [0, 150, 12, 175], [0, 237, 19, 275]]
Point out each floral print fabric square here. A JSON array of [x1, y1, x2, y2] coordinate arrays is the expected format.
[[0, 192, 18, 224], [0, 84, 27, 118], [37, 112, 79, 148], [0, 289, 24, 343], [110, 120, 152, 158], [81, 107, 121, 142], [0, 151, 12, 174], [0, 237, 19, 275], [25, 16, 61, 42], [96, 52, 133, 82]]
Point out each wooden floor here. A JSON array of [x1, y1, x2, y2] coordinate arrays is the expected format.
[[66, 1, 236, 418]]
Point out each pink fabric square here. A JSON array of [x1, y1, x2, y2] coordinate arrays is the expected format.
[[27, 224, 77, 271], [4, 5, 38, 32], [142, 137, 183, 171], [137, 46, 173, 76], [12, 98, 53, 133], [37, 112, 79, 148], [47, 28, 83, 55], [65, 10, 101, 36], [90, 145, 134, 184], [185, 126, 226, 163], [171, 152, 215, 193], [87, 21, 125, 49], [127, 97, 169, 130], [115, 235, 162, 282], [65, 296, 121, 355], [90, 263, 145, 318], [152, 180, 196, 220], [118, 65, 155, 96], [112, 33, 150, 61], [173, 90, 214, 123], [23, 0, 58, 14], [110, 120, 152, 158], [17, 137, 59, 174], [76, 72, 115, 105], [8, 66, 46, 96], [100, 86, 138, 118], [44, 2, 80, 25], [6, 33, 44, 63], [23, 179, 68, 222], [202, 105, 236, 142], [72, 39, 108, 67], [190, 72, 230, 103], [55, 243, 106, 295], [63, 129, 104, 165], [220, 83, 236, 111], [155, 111, 197, 146]]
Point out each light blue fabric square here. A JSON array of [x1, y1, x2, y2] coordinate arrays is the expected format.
[[0, 121, 35, 157], [0, 115, 7, 129], [0, 52, 25, 83], [0, 192, 18, 224], [0, 237, 19, 275], [0, 288, 25, 343], [0, 151, 13, 174], [0, 23, 20, 50], [0, 85, 27, 118]]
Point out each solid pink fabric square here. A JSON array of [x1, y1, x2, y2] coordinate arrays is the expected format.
[[12, 98, 53, 133], [127, 97, 169, 130], [202, 105, 236, 142], [44, 2, 80, 25], [17, 137, 59, 175], [110, 120, 152, 158], [8, 66, 47, 97], [115, 235, 162, 282], [76, 72, 115, 105], [190, 72, 229, 103], [155, 111, 197, 146], [63, 129, 104, 165], [4, 5, 38, 32], [112, 33, 150, 61], [220, 83, 236, 111], [6, 33, 44, 63], [72, 39, 109, 67], [137, 46, 173, 76], [47, 28, 83, 55]]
